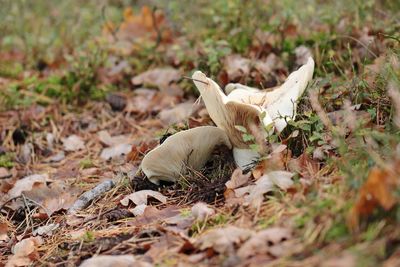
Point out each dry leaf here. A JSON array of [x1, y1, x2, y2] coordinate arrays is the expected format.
[[100, 143, 132, 160], [349, 167, 398, 230], [0, 167, 11, 179], [0, 222, 9, 242], [141, 126, 231, 184], [79, 255, 151, 267], [7, 174, 49, 199], [191, 202, 215, 221], [120, 190, 167, 206], [223, 54, 251, 82], [32, 223, 60, 237], [97, 130, 131, 147], [159, 101, 196, 125], [131, 67, 181, 93], [23, 182, 81, 216], [238, 227, 292, 259], [6, 237, 43, 267], [104, 6, 172, 54], [124, 88, 179, 114], [62, 135, 85, 151], [195, 226, 253, 254], [130, 204, 147, 216], [244, 171, 294, 208], [225, 168, 251, 189]]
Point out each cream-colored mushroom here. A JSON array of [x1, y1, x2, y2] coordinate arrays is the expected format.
[[192, 57, 315, 169], [141, 126, 231, 184], [225, 57, 315, 132]]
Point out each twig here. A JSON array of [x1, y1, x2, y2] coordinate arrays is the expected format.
[[337, 35, 378, 59], [182, 76, 209, 85], [68, 180, 115, 214], [151, 6, 162, 49]]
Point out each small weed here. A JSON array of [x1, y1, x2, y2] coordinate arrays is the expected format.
[[79, 158, 94, 169], [0, 153, 14, 168]]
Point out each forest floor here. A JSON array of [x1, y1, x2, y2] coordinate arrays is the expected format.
[[0, 1, 400, 266]]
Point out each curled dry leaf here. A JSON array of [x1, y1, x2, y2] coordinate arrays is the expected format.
[[243, 171, 294, 208], [238, 227, 293, 259], [225, 168, 251, 190], [62, 135, 85, 151], [191, 202, 215, 221], [6, 174, 50, 200], [6, 237, 43, 267], [130, 204, 147, 216], [195, 226, 253, 254], [120, 190, 167, 206], [348, 166, 398, 231], [141, 126, 231, 184]]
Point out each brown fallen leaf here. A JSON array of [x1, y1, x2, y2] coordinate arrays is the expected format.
[[124, 89, 179, 114], [195, 226, 253, 254], [0, 167, 11, 179], [100, 143, 132, 160], [191, 202, 215, 221], [62, 135, 85, 151], [348, 166, 398, 231], [97, 130, 131, 147], [6, 174, 50, 200], [131, 67, 182, 94], [158, 100, 196, 125], [0, 222, 9, 242], [238, 227, 293, 259], [130, 206, 180, 227], [120, 190, 167, 206], [103, 6, 172, 53], [241, 171, 294, 208], [79, 255, 152, 267], [225, 168, 251, 190], [223, 54, 251, 82], [6, 237, 43, 267], [23, 182, 81, 216]]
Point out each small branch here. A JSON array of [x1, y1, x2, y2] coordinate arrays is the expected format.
[[182, 76, 209, 85], [151, 6, 162, 49], [68, 180, 115, 214]]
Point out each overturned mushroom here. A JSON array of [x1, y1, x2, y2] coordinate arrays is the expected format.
[[192, 57, 314, 169], [192, 72, 273, 169], [141, 126, 231, 184], [225, 57, 315, 132]]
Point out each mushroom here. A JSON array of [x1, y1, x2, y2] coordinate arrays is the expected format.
[[141, 126, 231, 184], [192, 57, 315, 169], [225, 57, 315, 132]]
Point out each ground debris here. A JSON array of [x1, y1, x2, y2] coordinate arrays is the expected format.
[[68, 180, 115, 214]]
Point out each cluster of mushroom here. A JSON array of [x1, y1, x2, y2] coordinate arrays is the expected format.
[[141, 57, 315, 185]]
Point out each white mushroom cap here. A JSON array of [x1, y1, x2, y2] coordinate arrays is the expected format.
[[141, 126, 231, 184]]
